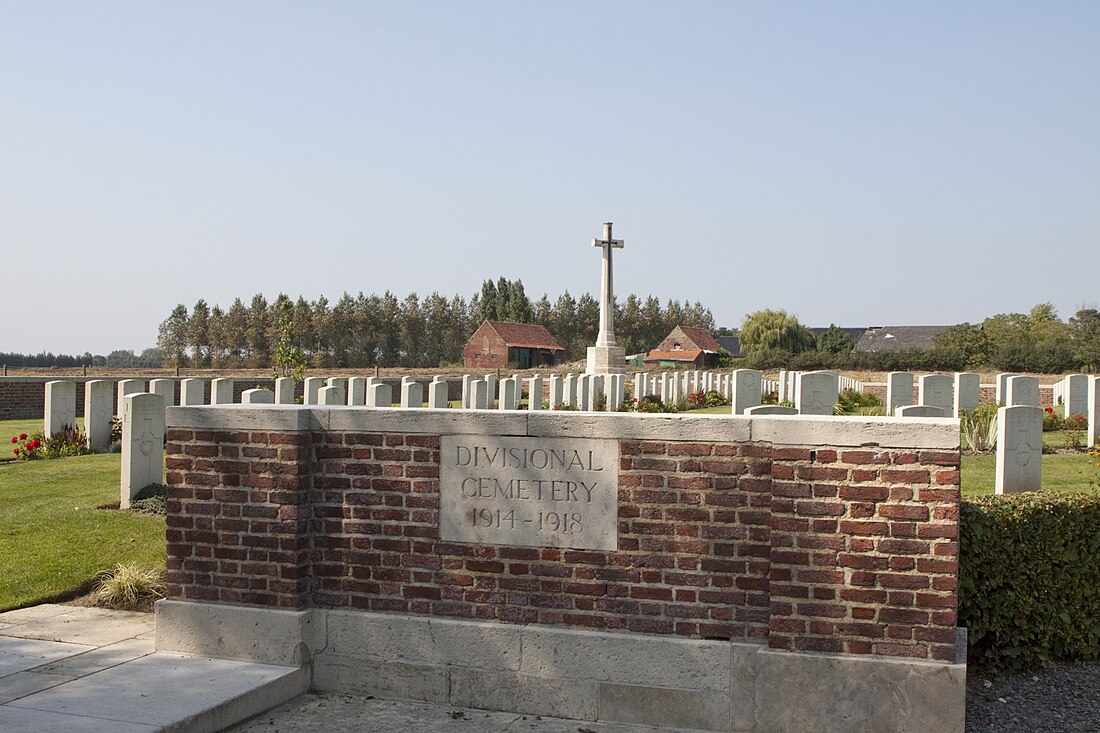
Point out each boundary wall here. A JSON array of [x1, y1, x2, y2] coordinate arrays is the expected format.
[[156, 407, 966, 732]]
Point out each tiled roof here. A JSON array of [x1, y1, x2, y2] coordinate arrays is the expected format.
[[487, 321, 565, 350], [853, 326, 951, 353], [644, 349, 704, 363], [676, 326, 722, 353]]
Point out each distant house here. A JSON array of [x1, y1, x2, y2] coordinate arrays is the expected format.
[[463, 321, 565, 369], [715, 335, 743, 358], [852, 326, 951, 353], [644, 325, 722, 368]]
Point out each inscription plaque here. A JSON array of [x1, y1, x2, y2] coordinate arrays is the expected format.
[[440, 435, 618, 551]]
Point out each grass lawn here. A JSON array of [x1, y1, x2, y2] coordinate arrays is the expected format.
[[961, 452, 1096, 498], [0, 453, 165, 611]]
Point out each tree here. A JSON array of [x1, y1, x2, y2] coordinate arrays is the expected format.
[[929, 323, 988, 370], [224, 298, 249, 366], [1070, 308, 1100, 371], [188, 299, 212, 367], [478, 280, 498, 323], [738, 309, 815, 356], [271, 298, 307, 380], [248, 294, 271, 368], [157, 304, 190, 367], [816, 324, 854, 356]]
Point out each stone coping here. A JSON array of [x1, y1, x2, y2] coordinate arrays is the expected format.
[[166, 405, 960, 449]]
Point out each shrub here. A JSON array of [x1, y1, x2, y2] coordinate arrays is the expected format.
[[1043, 407, 1063, 432], [1065, 414, 1088, 449], [93, 562, 166, 609], [40, 423, 92, 459], [959, 493, 1100, 671], [834, 389, 883, 416], [130, 484, 167, 515], [10, 432, 41, 460], [961, 404, 999, 454]]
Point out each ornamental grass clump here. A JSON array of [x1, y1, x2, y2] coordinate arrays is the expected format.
[[93, 562, 166, 609]]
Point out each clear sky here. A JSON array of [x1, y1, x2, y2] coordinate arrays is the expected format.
[[3, 2, 1098, 355]]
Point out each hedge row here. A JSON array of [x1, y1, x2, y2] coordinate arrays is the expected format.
[[959, 492, 1100, 671]]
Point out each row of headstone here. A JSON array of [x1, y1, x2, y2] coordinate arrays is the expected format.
[[887, 372, 980, 418], [1053, 374, 1089, 418]]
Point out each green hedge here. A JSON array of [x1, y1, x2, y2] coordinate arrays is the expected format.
[[960, 493, 1100, 670]]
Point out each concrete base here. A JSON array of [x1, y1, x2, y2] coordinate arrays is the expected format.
[[586, 345, 626, 375], [155, 602, 967, 732]]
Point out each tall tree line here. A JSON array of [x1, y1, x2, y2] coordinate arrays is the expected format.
[[156, 279, 717, 369]]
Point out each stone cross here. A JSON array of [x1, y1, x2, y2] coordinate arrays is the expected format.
[[592, 222, 624, 348]]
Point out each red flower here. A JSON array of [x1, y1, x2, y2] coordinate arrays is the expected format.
[[29, 439, 40, 449], [10, 437, 15, 444], [1045, 407, 1054, 413], [18, 433, 27, 440], [13, 448, 18, 455]]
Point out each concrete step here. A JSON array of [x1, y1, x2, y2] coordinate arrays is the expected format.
[[0, 651, 308, 733]]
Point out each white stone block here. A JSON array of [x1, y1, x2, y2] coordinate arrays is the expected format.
[[470, 379, 488, 410], [564, 374, 577, 408], [274, 377, 296, 404], [777, 370, 788, 403], [43, 380, 77, 438], [149, 379, 175, 407], [590, 375, 604, 411], [180, 378, 205, 406], [577, 375, 592, 411], [326, 377, 347, 394], [953, 373, 980, 417], [302, 377, 324, 405], [744, 405, 797, 415], [918, 374, 953, 417], [731, 369, 763, 416], [996, 405, 1043, 494], [461, 375, 474, 409], [121, 392, 165, 508], [886, 372, 914, 416], [83, 379, 113, 451], [1006, 375, 1039, 407], [485, 374, 497, 409], [242, 388, 275, 404], [607, 373, 625, 412]]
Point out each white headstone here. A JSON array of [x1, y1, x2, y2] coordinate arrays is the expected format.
[[896, 405, 946, 417], [577, 374, 592, 411], [117, 379, 145, 420], [428, 377, 449, 409], [484, 374, 497, 409], [498, 377, 518, 410], [242, 388, 275, 404], [1064, 374, 1089, 418], [744, 405, 797, 415], [1089, 377, 1100, 451], [777, 370, 788, 403], [210, 378, 234, 405], [1005, 376, 1039, 407], [886, 372, 914, 416], [318, 386, 343, 405], [461, 375, 474, 409], [731, 369, 763, 416], [564, 374, 578, 408], [44, 380, 77, 438], [149, 379, 175, 407], [83, 379, 113, 451], [302, 377, 323, 405], [327, 377, 348, 394], [589, 375, 604, 411], [607, 373, 625, 411], [366, 383, 392, 408], [346, 377, 366, 406], [548, 375, 564, 409], [995, 405, 1042, 494], [275, 377, 296, 404], [528, 375, 544, 411], [121, 392, 166, 509], [995, 373, 1018, 405], [795, 371, 839, 416], [401, 381, 423, 408], [918, 374, 953, 417], [660, 372, 671, 404], [953, 373, 980, 417], [470, 379, 488, 410], [180, 378, 205, 406]]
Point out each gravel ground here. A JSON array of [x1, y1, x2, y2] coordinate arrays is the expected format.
[[967, 661, 1100, 732], [225, 662, 1100, 733]]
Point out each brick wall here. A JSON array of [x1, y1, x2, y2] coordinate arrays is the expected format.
[[164, 410, 961, 663]]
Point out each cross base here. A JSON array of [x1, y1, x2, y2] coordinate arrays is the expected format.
[[586, 345, 627, 375]]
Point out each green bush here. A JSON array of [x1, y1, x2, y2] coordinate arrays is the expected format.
[[833, 389, 883, 416], [960, 493, 1100, 671]]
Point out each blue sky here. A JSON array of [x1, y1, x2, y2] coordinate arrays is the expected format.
[[3, 2, 1097, 354]]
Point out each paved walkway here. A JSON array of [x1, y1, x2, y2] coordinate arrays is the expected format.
[[0, 604, 693, 733]]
